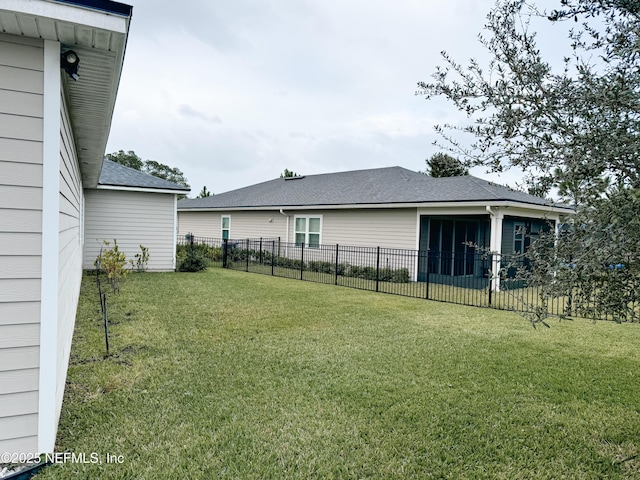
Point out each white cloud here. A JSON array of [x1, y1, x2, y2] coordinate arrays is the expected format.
[[106, 0, 570, 196]]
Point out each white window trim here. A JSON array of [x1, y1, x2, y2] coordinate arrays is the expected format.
[[221, 215, 231, 239], [293, 214, 323, 247]]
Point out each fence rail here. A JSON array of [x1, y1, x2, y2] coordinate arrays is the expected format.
[[177, 235, 637, 322]]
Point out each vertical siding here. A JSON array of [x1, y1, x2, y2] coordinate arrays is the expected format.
[[55, 89, 83, 426], [0, 33, 43, 455], [84, 189, 178, 271]]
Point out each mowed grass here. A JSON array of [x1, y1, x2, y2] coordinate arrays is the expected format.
[[37, 269, 640, 479]]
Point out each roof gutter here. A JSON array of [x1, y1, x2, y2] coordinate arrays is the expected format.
[[95, 184, 190, 195], [53, 0, 133, 17]]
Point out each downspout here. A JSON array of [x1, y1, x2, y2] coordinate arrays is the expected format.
[[279, 209, 289, 255]]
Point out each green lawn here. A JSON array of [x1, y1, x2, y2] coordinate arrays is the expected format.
[[37, 269, 640, 479]]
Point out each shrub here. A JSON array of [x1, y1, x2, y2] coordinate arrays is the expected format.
[[379, 267, 410, 283], [94, 240, 129, 293], [307, 260, 333, 274], [129, 245, 149, 272], [273, 256, 306, 271], [341, 265, 410, 283], [177, 243, 223, 266], [348, 265, 377, 280], [177, 249, 207, 272], [176, 242, 208, 272]]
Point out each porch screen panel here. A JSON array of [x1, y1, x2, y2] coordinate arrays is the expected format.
[[440, 220, 453, 275], [428, 219, 441, 274], [454, 221, 466, 276], [465, 222, 478, 275]]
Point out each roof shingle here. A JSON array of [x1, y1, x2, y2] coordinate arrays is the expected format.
[[178, 166, 568, 210], [98, 159, 190, 192]]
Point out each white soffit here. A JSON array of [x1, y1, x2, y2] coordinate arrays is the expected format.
[[0, 0, 131, 187]]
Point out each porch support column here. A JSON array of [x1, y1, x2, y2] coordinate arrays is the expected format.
[[487, 206, 504, 292]]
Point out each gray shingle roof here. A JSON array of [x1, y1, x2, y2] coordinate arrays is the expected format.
[[98, 159, 190, 192], [178, 166, 569, 210]]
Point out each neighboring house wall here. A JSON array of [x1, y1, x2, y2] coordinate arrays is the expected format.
[[0, 33, 44, 456], [309, 209, 417, 250], [84, 189, 178, 271], [178, 211, 286, 240], [178, 211, 218, 238], [177, 208, 418, 250]]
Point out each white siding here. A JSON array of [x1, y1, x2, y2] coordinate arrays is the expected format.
[[178, 211, 220, 239], [0, 33, 43, 456], [311, 209, 417, 250], [84, 189, 178, 271], [178, 210, 291, 242], [55, 89, 83, 430], [177, 208, 418, 250]]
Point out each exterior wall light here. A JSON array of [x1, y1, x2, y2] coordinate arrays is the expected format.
[[61, 50, 80, 81]]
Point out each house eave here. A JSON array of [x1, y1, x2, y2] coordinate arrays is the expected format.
[[94, 184, 191, 195], [0, 0, 132, 188], [178, 200, 575, 214]]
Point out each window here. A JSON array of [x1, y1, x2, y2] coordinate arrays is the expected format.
[[221, 216, 230, 240], [294, 216, 321, 247], [514, 222, 525, 254]]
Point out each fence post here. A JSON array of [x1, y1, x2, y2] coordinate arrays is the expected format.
[[246, 239, 250, 272], [102, 293, 109, 357], [300, 242, 305, 280], [271, 240, 275, 276], [335, 244, 339, 285], [259, 237, 263, 265], [222, 238, 229, 268], [375, 246, 380, 292], [425, 251, 430, 300]]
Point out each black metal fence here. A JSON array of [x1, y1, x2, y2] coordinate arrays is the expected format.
[[177, 235, 636, 322]]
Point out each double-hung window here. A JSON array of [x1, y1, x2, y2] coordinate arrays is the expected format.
[[221, 215, 230, 240], [294, 216, 322, 248]]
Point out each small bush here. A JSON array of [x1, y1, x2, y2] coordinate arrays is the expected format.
[[306, 261, 349, 276], [94, 240, 129, 293], [307, 260, 334, 274], [177, 243, 223, 266], [176, 242, 208, 272], [177, 250, 207, 272], [381, 267, 410, 283], [348, 265, 377, 280], [274, 256, 306, 271], [129, 245, 149, 272]]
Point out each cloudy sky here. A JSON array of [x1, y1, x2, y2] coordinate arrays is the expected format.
[[105, 0, 567, 197]]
